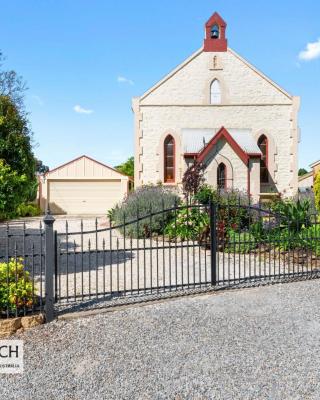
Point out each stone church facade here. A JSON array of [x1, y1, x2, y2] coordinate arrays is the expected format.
[[132, 12, 300, 201]]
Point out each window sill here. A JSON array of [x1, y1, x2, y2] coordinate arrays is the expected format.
[[163, 182, 178, 186], [259, 192, 279, 197]]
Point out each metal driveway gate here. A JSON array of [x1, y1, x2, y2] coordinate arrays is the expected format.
[[51, 201, 320, 316], [1, 200, 319, 322], [53, 202, 214, 306]]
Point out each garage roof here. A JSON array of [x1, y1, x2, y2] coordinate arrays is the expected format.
[[46, 155, 132, 179]]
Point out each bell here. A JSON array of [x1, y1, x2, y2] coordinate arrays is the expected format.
[[211, 25, 219, 39], [211, 29, 219, 39]]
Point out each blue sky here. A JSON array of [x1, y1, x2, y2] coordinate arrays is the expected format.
[[0, 0, 319, 170]]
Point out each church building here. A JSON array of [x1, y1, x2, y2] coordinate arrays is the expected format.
[[132, 12, 300, 201]]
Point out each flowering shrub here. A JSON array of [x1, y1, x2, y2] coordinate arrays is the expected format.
[[0, 258, 34, 314], [165, 207, 209, 241], [182, 163, 206, 198], [111, 185, 180, 238]]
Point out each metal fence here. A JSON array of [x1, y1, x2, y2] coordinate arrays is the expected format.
[[0, 219, 45, 318], [55, 203, 212, 306], [1, 200, 320, 321]]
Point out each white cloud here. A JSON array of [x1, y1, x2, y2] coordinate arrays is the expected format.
[[117, 76, 134, 85], [73, 105, 93, 114], [299, 38, 320, 61]]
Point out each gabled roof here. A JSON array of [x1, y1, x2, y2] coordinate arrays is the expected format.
[[298, 171, 313, 182], [205, 12, 227, 28], [46, 155, 132, 179], [182, 129, 215, 153], [182, 128, 261, 155], [310, 160, 320, 168], [194, 127, 261, 165], [227, 129, 262, 154]]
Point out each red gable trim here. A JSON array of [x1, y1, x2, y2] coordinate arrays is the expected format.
[[184, 153, 198, 158], [205, 12, 227, 28], [45, 155, 132, 179], [196, 127, 261, 165]]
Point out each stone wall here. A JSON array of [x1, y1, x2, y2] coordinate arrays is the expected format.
[[133, 48, 299, 198]]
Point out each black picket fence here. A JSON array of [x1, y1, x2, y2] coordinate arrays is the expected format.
[[1, 201, 320, 321]]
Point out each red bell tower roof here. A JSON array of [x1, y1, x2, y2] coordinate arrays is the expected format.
[[203, 12, 228, 52]]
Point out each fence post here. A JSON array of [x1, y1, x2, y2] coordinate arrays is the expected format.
[[44, 211, 55, 322], [209, 200, 217, 286]]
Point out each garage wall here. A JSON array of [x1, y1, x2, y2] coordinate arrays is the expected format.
[[39, 156, 130, 214], [48, 180, 124, 214]]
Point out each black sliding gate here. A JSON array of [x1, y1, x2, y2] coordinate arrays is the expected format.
[[54, 201, 320, 307]]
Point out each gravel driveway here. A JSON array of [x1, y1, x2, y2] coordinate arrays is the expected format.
[[2, 279, 320, 399]]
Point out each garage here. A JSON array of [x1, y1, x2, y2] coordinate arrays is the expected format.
[[39, 155, 131, 215]]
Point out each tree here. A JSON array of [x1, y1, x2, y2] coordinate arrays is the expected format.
[[115, 156, 134, 177], [0, 160, 28, 220], [0, 95, 37, 201], [36, 159, 49, 174], [0, 52, 27, 113], [182, 162, 206, 198], [298, 168, 308, 176]]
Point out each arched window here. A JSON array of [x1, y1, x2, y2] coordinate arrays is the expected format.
[[211, 24, 220, 39], [258, 135, 268, 183], [217, 163, 226, 190], [164, 135, 175, 183], [210, 79, 221, 104]]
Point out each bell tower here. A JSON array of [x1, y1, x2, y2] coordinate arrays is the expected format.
[[203, 12, 227, 52]]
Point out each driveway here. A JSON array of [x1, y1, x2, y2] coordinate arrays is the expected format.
[[2, 279, 320, 399], [0, 214, 108, 233]]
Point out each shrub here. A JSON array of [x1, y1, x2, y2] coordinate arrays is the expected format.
[[182, 162, 205, 198], [249, 221, 266, 242], [217, 190, 252, 237], [16, 203, 42, 217], [111, 185, 180, 238], [165, 207, 209, 241], [301, 224, 320, 256], [0, 258, 34, 314], [270, 197, 311, 232], [225, 230, 256, 254], [262, 223, 320, 255], [193, 184, 215, 205], [314, 172, 320, 213], [212, 189, 251, 207], [295, 190, 316, 213]]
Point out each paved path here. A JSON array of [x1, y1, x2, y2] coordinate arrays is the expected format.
[[2, 279, 320, 399]]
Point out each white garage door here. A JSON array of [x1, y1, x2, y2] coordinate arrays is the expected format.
[[48, 180, 124, 215]]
